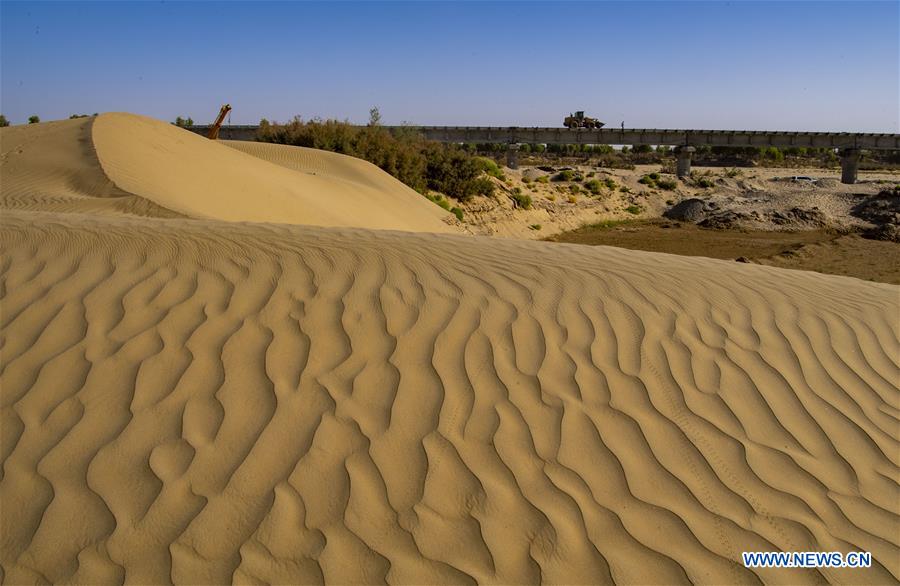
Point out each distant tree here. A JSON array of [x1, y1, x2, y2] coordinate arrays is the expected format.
[[0, 115, 8, 127], [368, 106, 382, 127], [28, 115, 40, 124], [174, 116, 194, 127], [69, 114, 90, 119]]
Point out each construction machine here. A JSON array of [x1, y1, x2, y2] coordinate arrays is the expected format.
[[207, 104, 232, 139], [564, 111, 605, 129]]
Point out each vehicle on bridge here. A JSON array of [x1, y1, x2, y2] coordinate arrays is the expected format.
[[564, 111, 605, 129]]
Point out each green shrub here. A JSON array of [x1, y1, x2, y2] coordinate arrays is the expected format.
[[28, 115, 40, 124], [568, 195, 578, 204], [619, 186, 631, 193], [760, 146, 784, 162], [569, 184, 581, 194], [536, 175, 550, 184], [425, 192, 452, 210], [603, 178, 618, 190], [259, 116, 504, 201], [638, 175, 655, 186], [648, 172, 660, 181], [451, 207, 464, 221], [173, 116, 193, 127], [511, 193, 532, 210], [695, 177, 714, 188], [625, 205, 642, 215], [0, 115, 8, 127], [529, 224, 542, 231], [553, 170, 577, 182], [476, 157, 506, 180], [656, 178, 677, 190], [584, 179, 603, 194]]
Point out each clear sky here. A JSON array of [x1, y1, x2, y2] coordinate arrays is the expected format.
[[1, 1, 897, 131]]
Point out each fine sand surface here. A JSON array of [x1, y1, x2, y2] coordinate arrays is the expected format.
[[2, 116, 900, 585]]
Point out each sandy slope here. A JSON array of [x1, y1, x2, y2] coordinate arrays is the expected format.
[[91, 113, 453, 232], [1, 114, 454, 233], [2, 206, 898, 584]]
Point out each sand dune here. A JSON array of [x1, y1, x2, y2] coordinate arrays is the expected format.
[[91, 113, 454, 231], [1, 114, 455, 232], [2, 204, 898, 584]]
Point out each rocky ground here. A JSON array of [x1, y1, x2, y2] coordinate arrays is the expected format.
[[442, 162, 899, 283], [448, 163, 900, 241]]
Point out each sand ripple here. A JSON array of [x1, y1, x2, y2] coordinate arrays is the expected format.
[[1, 210, 898, 584]]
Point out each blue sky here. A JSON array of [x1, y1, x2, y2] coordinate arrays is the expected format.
[[1, 1, 897, 131]]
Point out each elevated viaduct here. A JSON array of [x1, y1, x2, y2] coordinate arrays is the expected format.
[[186, 125, 900, 183]]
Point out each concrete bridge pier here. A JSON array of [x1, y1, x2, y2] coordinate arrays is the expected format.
[[675, 146, 696, 178], [506, 143, 520, 169], [840, 148, 861, 184]]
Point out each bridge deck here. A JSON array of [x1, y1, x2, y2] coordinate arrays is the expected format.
[[186, 125, 900, 149]]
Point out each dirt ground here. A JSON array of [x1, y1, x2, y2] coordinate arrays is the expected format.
[[546, 220, 900, 284]]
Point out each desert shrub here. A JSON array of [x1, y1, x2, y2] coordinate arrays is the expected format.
[[421, 143, 494, 200], [568, 195, 578, 204], [173, 116, 193, 127], [424, 192, 452, 210], [547, 194, 557, 202], [451, 207, 464, 221], [522, 176, 532, 184], [593, 144, 615, 155], [28, 115, 40, 124], [648, 172, 660, 180], [633, 145, 653, 154], [519, 144, 532, 153], [258, 115, 514, 201], [625, 205, 642, 215], [619, 186, 631, 193], [536, 175, 550, 184], [511, 193, 532, 210], [638, 175, 655, 186], [760, 146, 784, 162], [569, 184, 581, 194], [584, 179, 603, 194], [529, 224, 542, 231], [620, 146, 631, 154], [656, 178, 677, 190], [0, 115, 8, 127], [476, 157, 505, 180], [603, 178, 617, 190], [695, 177, 714, 188], [553, 170, 577, 182], [724, 167, 743, 178]]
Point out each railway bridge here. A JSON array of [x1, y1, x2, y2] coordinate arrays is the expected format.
[[186, 125, 900, 184]]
